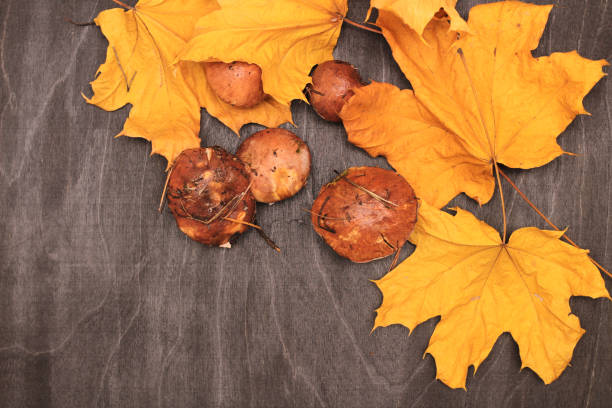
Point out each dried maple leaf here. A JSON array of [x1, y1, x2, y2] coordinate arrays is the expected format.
[[367, 0, 468, 37], [341, 81, 492, 208], [373, 201, 610, 389], [341, 1, 607, 208], [178, 0, 348, 106], [85, 0, 291, 166], [194, 73, 293, 136]]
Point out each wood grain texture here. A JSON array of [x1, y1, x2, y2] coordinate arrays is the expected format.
[[0, 0, 610, 407]]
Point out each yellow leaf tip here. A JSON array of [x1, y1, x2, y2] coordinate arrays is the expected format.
[[81, 92, 93, 104]]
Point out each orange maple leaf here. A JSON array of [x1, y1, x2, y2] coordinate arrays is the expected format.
[[84, 0, 291, 166], [374, 201, 610, 389], [341, 1, 607, 208], [367, 0, 468, 37], [178, 0, 348, 107]]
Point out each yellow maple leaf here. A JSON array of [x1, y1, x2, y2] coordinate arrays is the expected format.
[[368, 0, 468, 37], [192, 72, 293, 135], [85, 0, 291, 166], [373, 201, 610, 389], [341, 1, 607, 208], [178, 0, 348, 106], [341, 81, 493, 208]]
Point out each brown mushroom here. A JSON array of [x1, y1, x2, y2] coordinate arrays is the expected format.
[[236, 128, 311, 203], [204, 61, 265, 108], [305, 60, 364, 122], [311, 167, 418, 263], [166, 147, 256, 247]]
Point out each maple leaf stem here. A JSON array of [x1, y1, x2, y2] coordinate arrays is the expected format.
[[342, 18, 383, 35], [499, 168, 611, 279], [110, 0, 133, 10], [499, 169, 568, 238], [493, 161, 507, 243], [457, 48, 506, 242]]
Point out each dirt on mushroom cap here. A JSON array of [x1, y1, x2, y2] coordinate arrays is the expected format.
[[204, 61, 265, 108], [311, 166, 418, 263], [305, 60, 364, 122], [236, 128, 311, 203], [166, 147, 256, 247]]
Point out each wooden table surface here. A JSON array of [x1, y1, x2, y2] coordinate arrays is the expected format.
[[1, 0, 610, 407]]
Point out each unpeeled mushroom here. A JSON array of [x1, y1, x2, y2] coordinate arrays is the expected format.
[[236, 128, 311, 203], [166, 147, 256, 247]]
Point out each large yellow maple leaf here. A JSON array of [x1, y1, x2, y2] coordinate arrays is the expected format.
[[85, 0, 291, 165], [178, 0, 348, 106], [341, 1, 607, 208], [341, 81, 493, 208], [374, 201, 610, 389], [368, 0, 468, 37]]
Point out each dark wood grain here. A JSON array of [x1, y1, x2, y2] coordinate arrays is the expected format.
[[0, 0, 610, 407]]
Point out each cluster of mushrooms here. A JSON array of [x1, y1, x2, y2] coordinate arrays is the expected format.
[[166, 60, 418, 264]]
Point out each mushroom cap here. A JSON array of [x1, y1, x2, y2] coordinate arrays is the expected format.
[[204, 61, 265, 108], [311, 167, 418, 263], [236, 128, 311, 203], [167, 147, 256, 247], [306, 60, 363, 122]]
